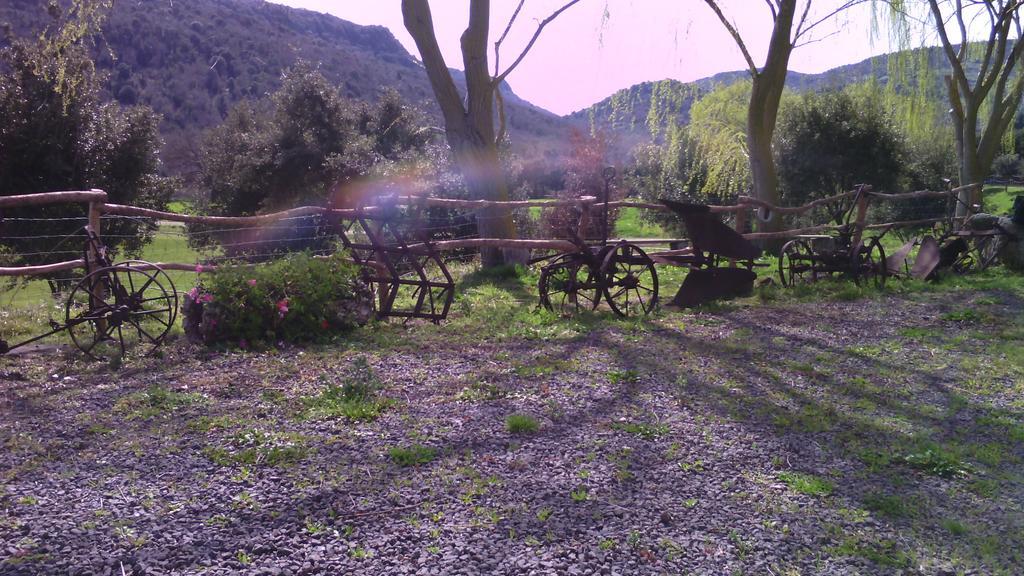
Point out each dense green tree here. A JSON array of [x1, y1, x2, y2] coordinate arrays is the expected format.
[[200, 65, 430, 216], [0, 2, 173, 281], [775, 90, 906, 206]]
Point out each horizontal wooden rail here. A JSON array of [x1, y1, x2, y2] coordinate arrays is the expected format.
[[0, 190, 107, 209], [0, 259, 86, 277]]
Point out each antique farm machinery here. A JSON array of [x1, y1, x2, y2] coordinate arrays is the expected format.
[[652, 200, 764, 307], [535, 168, 660, 317], [777, 185, 889, 287], [887, 188, 1017, 280], [0, 227, 178, 360], [329, 197, 455, 323]]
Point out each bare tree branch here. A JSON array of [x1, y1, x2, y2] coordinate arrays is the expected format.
[[492, 0, 585, 85], [702, 0, 759, 76], [795, 0, 874, 41], [493, 0, 526, 77]]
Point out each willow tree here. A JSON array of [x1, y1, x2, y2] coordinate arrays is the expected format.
[[700, 0, 867, 231], [402, 0, 582, 266], [911, 0, 1024, 215]]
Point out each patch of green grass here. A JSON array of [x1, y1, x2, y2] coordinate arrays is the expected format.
[[608, 368, 640, 385], [203, 429, 310, 467], [777, 471, 834, 497], [832, 537, 913, 569], [113, 385, 205, 420], [570, 487, 589, 502], [902, 446, 970, 478], [301, 357, 391, 422], [614, 207, 666, 239], [941, 308, 989, 323], [188, 415, 243, 433], [388, 444, 437, 467], [772, 404, 835, 433], [505, 413, 540, 434], [513, 356, 571, 377], [862, 492, 913, 518], [941, 518, 969, 536], [610, 419, 668, 439], [454, 379, 506, 402]]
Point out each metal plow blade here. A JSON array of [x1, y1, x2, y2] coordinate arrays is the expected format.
[[886, 238, 917, 276], [672, 267, 757, 308], [910, 236, 941, 280]]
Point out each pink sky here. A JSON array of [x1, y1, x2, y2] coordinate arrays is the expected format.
[[271, 1, 895, 115]]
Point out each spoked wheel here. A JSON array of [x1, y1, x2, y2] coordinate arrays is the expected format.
[[538, 254, 601, 315], [852, 237, 887, 288], [599, 243, 658, 317], [779, 239, 815, 286], [113, 260, 179, 327], [65, 265, 177, 360]]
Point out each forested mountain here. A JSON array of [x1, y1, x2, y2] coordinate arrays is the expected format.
[[0, 0, 572, 179], [568, 46, 964, 145]]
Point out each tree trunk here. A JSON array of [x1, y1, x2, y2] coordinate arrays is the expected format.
[[402, 0, 517, 268], [451, 135, 516, 267]]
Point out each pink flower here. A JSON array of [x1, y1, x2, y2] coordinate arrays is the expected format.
[[198, 293, 214, 304], [187, 286, 199, 300], [276, 298, 289, 319], [247, 279, 257, 287], [195, 264, 204, 274]]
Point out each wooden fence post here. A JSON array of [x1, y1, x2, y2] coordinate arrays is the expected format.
[[850, 187, 870, 250], [730, 207, 748, 267], [86, 189, 107, 271]]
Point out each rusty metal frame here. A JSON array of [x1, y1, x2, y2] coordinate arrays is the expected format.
[[334, 204, 454, 323]]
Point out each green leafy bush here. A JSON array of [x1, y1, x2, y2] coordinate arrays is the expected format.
[[183, 252, 371, 345]]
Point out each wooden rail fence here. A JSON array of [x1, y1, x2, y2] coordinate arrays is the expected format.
[[0, 183, 982, 278]]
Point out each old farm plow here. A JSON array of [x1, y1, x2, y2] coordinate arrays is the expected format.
[[0, 227, 178, 360]]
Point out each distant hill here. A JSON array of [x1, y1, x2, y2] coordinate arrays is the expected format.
[[0, 0, 574, 180]]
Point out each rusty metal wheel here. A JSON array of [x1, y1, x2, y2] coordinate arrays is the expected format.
[[599, 242, 658, 317], [779, 239, 815, 286], [538, 254, 601, 315], [65, 265, 176, 360], [852, 237, 887, 288]]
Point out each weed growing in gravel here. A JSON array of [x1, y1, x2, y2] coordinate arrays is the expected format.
[[941, 518, 969, 536], [941, 308, 989, 323], [113, 385, 205, 420], [862, 492, 913, 518], [454, 378, 506, 402], [679, 459, 705, 473], [608, 368, 640, 385], [611, 419, 668, 439], [682, 498, 698, 508], [536, 507, 552, 521], [203, 429, 310, 467], [505, 413, 540, 434], [301, 357, 392, 422], [235, 550, 252, 565], [902, 446, 970, 478], [388, 444, 436, 467], [778, 471, 834, 497], [350, 547, 373, 559], [304, 517, 327, 535], [570, 487, 589, 501], [831, 537, 913, 569]]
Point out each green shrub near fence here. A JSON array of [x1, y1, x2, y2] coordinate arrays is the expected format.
[[183, 251, 371, 346]]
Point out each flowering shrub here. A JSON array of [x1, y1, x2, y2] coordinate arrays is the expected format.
[[182, 252, 372, 346]]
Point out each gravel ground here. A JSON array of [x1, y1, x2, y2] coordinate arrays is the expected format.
[[2, 289, 1023, 575]]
